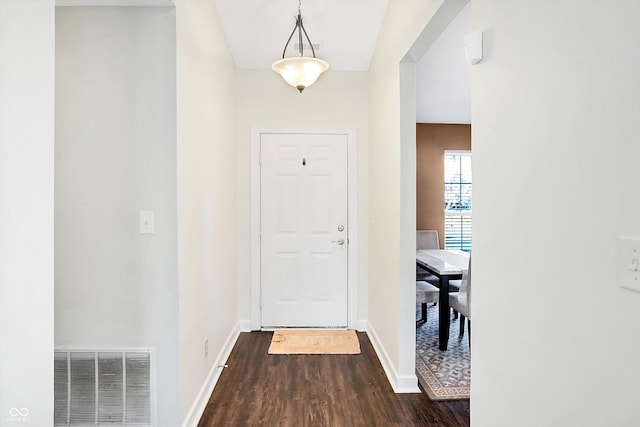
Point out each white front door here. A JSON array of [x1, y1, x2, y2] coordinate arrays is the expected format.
[[260, 133, 348, 328]]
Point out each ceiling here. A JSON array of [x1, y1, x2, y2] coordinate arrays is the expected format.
[[214, 0, 388, 71], [215, 0, 470, 123], [57, 0, 471, 123]]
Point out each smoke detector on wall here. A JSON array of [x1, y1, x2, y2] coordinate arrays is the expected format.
[[464, 31, 483, 65]]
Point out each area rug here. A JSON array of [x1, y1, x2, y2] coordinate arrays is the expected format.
[[416, 304, 470, 400], [268, 329, 361, 355]]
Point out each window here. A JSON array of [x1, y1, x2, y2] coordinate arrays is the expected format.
[[444, 151, 472, 251]]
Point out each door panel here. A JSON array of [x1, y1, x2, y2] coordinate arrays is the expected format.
[[260, 133, 347, 327]]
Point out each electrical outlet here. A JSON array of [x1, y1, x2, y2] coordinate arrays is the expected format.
[[204, 338, 208, 358]]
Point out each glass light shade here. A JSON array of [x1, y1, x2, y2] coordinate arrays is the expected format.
[[271, 57, 329, 92]]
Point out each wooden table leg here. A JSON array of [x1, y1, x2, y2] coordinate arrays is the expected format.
[[438, 276, 450, 351]]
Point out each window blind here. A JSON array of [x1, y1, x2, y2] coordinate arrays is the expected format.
[[444, 151, 472, 251]]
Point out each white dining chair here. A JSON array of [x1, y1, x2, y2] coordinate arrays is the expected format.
[[416, 230, 440, 282], [416, 228, 460, 321], [449, 256, 471, 346], [416, 280, 439, 324], [417, 230, 439, 250]]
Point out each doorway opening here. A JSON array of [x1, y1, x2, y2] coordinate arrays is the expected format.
[[400, 0, 471, 401]]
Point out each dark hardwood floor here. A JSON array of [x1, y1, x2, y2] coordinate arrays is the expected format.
[[198, 331, 470, 427]]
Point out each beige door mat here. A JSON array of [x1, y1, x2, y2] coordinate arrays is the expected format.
[[268, 329, 361, 355]]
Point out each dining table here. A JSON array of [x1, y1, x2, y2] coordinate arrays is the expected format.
[[416, 249, 470, 351]]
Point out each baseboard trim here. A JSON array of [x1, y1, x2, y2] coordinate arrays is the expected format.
[[238, 319, 252, 332], [366, 322, 420, 393], [181, 323, 241, 427], [357, 319, 368, 332], [366, 322, 399, 392], [396, 374, 421, 393]]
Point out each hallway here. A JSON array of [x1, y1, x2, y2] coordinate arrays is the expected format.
[[198, 331, 469, 426]]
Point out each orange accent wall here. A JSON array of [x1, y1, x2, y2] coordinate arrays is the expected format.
[[416, 123, 471, 248]]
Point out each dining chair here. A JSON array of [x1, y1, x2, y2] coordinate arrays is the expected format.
[[416, 229, 461, 318], [417, 230, 440, 250], [416, 280, 439, 324], [449, 257, 471, 347], [416, 230, 440, 282]]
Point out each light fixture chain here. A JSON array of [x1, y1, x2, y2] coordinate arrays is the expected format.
[[297, 0, 303, 57], [298, 14, 304, 56]]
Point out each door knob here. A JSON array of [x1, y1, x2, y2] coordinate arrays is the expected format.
[[331, 238, 345, 246]]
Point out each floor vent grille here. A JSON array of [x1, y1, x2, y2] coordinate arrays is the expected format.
[[54, 349, 153, 427]]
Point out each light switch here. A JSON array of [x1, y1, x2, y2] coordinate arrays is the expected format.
[[140, 211, 155, 234], [617, 235, 640, 293]]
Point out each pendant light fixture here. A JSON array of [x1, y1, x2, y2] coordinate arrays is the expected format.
[[271, 0, 329, 93]]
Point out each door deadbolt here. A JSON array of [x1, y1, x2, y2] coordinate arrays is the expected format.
[[337, 225, 344, 232]]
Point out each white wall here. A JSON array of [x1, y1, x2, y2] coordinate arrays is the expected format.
[[55, 7, 179, 425], [472, 1, 640, 426], [235, 69, 369, 328], [174, 0, 238, 421], [416, 2, 470, 124], [0, 0, 55, 425], [368, 0, 458, 392]]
